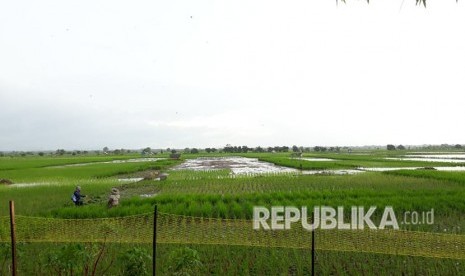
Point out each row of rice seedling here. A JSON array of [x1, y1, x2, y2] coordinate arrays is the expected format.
[[44, 187, 465, 233], [258, 154, 464, 170], [0, 154, 142, 171], [0, 158, 179, 183], [386, 169, 465, 185], [153, 172, 464, 196]]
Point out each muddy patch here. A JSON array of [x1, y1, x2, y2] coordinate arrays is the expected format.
[[117, 169, 162, 182], [0, 178, 13, 185], [118, 182, 160, 198]]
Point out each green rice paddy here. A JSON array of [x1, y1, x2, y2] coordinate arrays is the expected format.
[[1, 150, 465, 274]]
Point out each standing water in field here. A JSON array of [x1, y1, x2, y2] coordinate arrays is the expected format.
[[172, 157, 364, 175], [172, 157, 299, 175], [172, 156, 465, 176], [301, 169, 363, 175], [117, 178, 145, 182], [386, 154, 465, 163], [360, 166, 465, 172], [8, 182, 55, 188], [297, 158, 335, 161]]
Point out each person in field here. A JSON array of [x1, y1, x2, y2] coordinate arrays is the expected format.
[[72, 186, 86, 206], [108, 187, 120, 208]]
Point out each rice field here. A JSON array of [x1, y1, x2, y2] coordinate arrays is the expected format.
[[1, 150, 465, 275]]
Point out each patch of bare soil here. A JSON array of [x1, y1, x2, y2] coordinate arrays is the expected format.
[[118, 169, 160, 180], [0, 178, 13, 185]]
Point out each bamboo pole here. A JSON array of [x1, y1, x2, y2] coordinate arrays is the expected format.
[[9, 201, 17, 276]]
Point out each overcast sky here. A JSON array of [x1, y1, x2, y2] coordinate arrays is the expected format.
[[1, 0, 464, 151]]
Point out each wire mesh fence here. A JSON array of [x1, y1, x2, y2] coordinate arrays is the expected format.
[[1, 211, 465, 275]]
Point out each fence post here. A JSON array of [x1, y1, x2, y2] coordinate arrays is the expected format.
[[9, 201, 17, 276], [311, 210, 315, 276], [153, 205, 158, 276]]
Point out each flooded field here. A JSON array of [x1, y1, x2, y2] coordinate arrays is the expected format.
[[387, 154, 465, 163], [172, 156, 465, 175], [361, 166, 465, 172], [172, 157, 299, 175], [174, 157, 359, 175]]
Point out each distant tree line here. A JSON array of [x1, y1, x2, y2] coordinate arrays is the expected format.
[[420, 144, 463, 150], [387, 145, 407, 150], [3, 143, 462, 158], [385, 144, 465, 151], [182, 148, 200, 154], [223, 145, 254, 153], [55, 149, 95, 155], [312, 146, 342, 152], [222, 145, 291, 153], [220, 145, 344, 153]]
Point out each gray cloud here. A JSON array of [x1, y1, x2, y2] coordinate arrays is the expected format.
[[1, 1, 465, 150]]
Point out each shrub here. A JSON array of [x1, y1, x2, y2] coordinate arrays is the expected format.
[[165, 247, 203, 276], [120, 247, 152, 276]]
